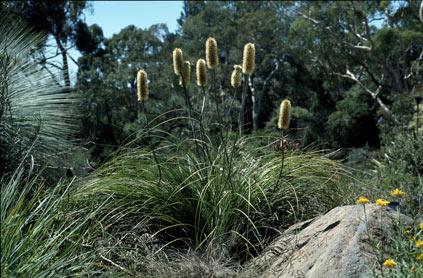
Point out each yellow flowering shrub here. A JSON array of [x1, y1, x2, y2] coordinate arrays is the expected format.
[[357, 196, 370, 204], [383, 259, 397, 268]]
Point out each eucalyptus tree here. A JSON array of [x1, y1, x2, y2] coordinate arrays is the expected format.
[[76, 24, 181, 158], [6, 0, 94, 88], [291, 0, 423, 144]]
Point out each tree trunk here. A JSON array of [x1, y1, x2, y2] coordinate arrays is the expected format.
[[56, 38, 70, 88]]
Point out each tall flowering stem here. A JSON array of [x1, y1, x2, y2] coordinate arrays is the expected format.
[[137, 70, 161, 184], [229, 65, 242, 129], [223, 66, 243, 192], [199, 82, 212, 164], [357, 197, 370, 239], [275, 100, 291, 189], [391, 188, 404, 239], [205, 37, 222, 130], [239, 43, 255, 136], [174, 54, 205, 163], [376, 198, 390, 275], [181, 71, 203, 157], [211, 69, 222, 130], [140, 99, 162, 186], [239, 74, 248, 136], [196, 59, 207, 144]]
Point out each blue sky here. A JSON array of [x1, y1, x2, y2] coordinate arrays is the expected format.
[[85, 1, 184, 37], [69, 1, 184, 84]]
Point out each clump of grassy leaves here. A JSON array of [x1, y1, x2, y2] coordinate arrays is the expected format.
[[1, 159, 108, 278], [72, 114, 356, 275]]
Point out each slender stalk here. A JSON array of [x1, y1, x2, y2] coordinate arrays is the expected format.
[[210, 70, 233, 189], [379, 207, 385, 278], [239, 74, 248, 136], [225, 87, 241, 170], [227, 86, 239, 130], [180, 75, 209, 176], [275, 130, 285, 189], [362, 204, 370, 241], [211, 70, 222, 129], [200, 86, 212, 162], [224, 87, 241, 191], [141, 100, 162, 186], [416, 101, 420, 137], [209, 69, 225, 147], [180, 76, 199, 144]]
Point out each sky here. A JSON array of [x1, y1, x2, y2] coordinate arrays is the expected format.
[[68, 1, 184, 84], [85, 1, 184, 37]]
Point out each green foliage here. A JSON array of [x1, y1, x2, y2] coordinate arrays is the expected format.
[[74, 0, 422, 157], [0, 12, 82, 178], [290, 0, 422, 148], [378, 222, 423, 277], [7, 0, 93, 86], [327, 85, 380, 149], [74, 125, 354, 262], [359, 205, 423, 277], [356, 133, 423, 219], [0, 160, 108, 277], [77, 24, 185, 159], [377, 133, 423, 217], [3, 1, 423, 275]]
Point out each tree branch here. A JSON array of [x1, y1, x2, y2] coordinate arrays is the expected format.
[[68, 52, 83, 74], [41, 65, 63, 88], [337, 69, 398, 124], [44, 61, 64, 71], [350, 0, 374, 49], [299, 12, 372, 52]]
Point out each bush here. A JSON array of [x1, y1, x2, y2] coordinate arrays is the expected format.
[[377, 133, 423, 217], [0, 11, 82, 179], [0, 160, 108, 277], [73, 124, 355, 264]]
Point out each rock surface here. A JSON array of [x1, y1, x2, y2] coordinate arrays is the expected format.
[[242, 204, 413, 278]]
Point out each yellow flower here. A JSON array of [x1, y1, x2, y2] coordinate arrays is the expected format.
[[383, 259, 397, 268], [392, 188, 404, 196], [137, 70, 148, 101], [230, 65, 242, 88], [376, 199, 390, 207], [173, 48, 184, 75], [417, 240, 423, 248], [403, 230, 411, 235], [278, 99, 291, 130], [196, 59, 207, 87], [179, 61, 191, 87], [242, 43, 255, 75], [357, 196, 370, 204], [418, 253, 423, 261], [420, 223, 423, 230], [205, 37, 219, 70]]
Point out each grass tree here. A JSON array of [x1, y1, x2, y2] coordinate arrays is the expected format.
[[0, 11, 82, 179]]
